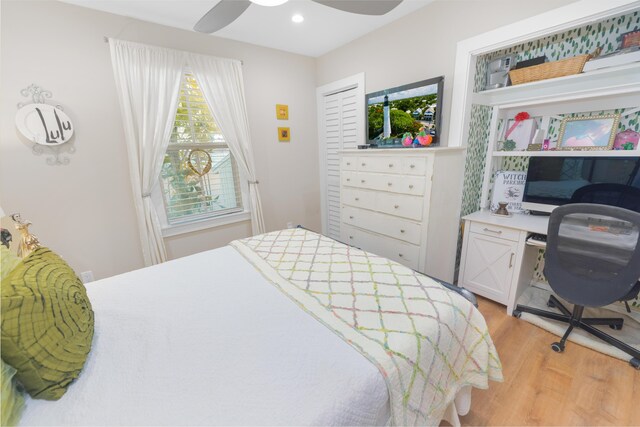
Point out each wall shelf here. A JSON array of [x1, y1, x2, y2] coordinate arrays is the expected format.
[[473, 62, 640, 108], [493, 150, 640, 157]]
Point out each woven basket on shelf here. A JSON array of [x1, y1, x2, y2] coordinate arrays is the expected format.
[[508, 53, 592, 85]]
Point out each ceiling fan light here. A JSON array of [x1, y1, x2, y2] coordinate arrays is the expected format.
[[249, 0, 289, 6]]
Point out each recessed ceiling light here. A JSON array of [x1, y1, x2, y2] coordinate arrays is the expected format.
[[250, 0, 289, 6], [291, 14, 304, 23]]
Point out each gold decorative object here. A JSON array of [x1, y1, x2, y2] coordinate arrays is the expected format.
[[527, 143, 543, 151], [11, 213, 40, 258], [186, 149, 212, 177]]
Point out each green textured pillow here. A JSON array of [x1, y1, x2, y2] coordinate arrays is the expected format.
[[1, 247, 94, 400], [1, 359, 25, 426]]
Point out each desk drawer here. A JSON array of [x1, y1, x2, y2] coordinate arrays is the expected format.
[[342, 224, 420, 270], [468, 222, 520, 242], [357, 156, 402, 174], [376, 192, 423, 221], [342, 206, 422, 245]]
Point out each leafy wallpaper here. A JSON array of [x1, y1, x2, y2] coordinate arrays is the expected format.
[[456, 11, 640, 310]]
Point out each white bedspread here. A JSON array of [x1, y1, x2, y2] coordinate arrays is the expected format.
[[20, 246, 390, 426]]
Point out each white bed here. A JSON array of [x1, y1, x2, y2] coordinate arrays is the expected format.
[[19, 244, 476, 426]]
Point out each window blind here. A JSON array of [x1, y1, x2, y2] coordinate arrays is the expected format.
[[160, 74, 243, 224]]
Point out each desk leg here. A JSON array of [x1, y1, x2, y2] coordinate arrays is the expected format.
[[506, 233, 538, 315]]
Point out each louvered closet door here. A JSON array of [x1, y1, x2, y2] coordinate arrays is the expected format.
[[323, 88, 358, 240]]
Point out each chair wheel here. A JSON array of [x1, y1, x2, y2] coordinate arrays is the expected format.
[[631, 358, 640, 370], [512, 310, 521, 319], [609, 324, 623, 331], [551, 342, 564, 353]]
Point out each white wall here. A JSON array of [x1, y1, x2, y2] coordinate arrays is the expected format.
[[316, 0, 576, 147], [0, 0, 319, 279]]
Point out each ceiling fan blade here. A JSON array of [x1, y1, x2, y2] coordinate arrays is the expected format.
[[194, 0, 251, 33], [312, 0, 402, 16]]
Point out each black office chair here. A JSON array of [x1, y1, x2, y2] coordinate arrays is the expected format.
[[570, 183, 640, 213], [514, 204, 640, 369]]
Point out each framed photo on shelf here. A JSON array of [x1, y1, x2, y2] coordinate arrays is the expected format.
[[557, 114, 620, 151]]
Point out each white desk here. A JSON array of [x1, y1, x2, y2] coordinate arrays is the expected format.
[[458, 210, 549, 314]]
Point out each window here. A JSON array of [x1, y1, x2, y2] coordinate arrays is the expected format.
[[160, 74, 244, 225]]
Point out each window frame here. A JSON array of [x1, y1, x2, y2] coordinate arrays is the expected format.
[[153, 73, 251, 237]]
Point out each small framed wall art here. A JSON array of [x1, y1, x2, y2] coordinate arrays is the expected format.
[[276, 104, 289, 120], [278, 127, 290, 142], [557, 114, 620, 151]]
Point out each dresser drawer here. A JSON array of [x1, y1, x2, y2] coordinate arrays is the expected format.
[[341, 170, 358, 187], [341, 206, 422, 245], [468, 221, 520, 242], [402, 157, 428, 175], [342, 188, 376, 210], [349, 172, 426, 196], [376, 192, 423, 221], [342, 224, 420, 270], [357, 156, 402, 174], [341, 156, 357, 171]]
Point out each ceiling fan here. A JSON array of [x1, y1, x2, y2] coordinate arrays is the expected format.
[[194, 0, 403, 33]]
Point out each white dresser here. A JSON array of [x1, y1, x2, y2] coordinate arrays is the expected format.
[[338, 148, 464, 282]]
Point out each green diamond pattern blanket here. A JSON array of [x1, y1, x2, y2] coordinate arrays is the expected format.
[[231, 229, 502, 426]]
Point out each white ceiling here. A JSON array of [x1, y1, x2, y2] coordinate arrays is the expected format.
[[59, 0, 434, 57]]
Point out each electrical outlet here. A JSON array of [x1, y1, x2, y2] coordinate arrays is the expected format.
[[286, 222, 294, 229], [80, 271, 94, 283]]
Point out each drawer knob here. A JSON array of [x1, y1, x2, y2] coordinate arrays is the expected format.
[[400, 229, 405, 233], [483, 227, 502, 234], [346, 162, 351, 166], [410, 164, 415, 169], [387, 182, 392, 186], [361, 163, 366, 166], [355, 197, 360, 201], [398, 253, 404, 258], [388, 163, 393, 168], [349, 215, 354, 219], [349, 236, 353, 239], [361, 179, 365, 183], [394, 205, 399, 209], [346, 178, 351, 182], [409, 184, 414, 189]]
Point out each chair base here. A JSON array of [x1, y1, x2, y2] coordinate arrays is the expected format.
[[514, 295, 640, 370]]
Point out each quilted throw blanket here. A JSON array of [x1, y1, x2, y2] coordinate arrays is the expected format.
[[231, 229, 503, 426]]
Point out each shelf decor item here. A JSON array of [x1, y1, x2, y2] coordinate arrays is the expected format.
[[504, 111, 537, 150], [557, 114, 620, 151], [490, 170, 527, 213], [613, 129, 639, 150], [508, 53, 594, 85]]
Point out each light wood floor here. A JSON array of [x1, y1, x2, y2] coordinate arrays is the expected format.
[[459, 297, 640, 426]]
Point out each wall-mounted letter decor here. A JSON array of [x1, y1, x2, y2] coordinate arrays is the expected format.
[[15, 84, 75, 165]]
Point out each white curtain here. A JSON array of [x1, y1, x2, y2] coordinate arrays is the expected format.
[[109, 38, 184, 266], [187, 54, 266, 235]]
